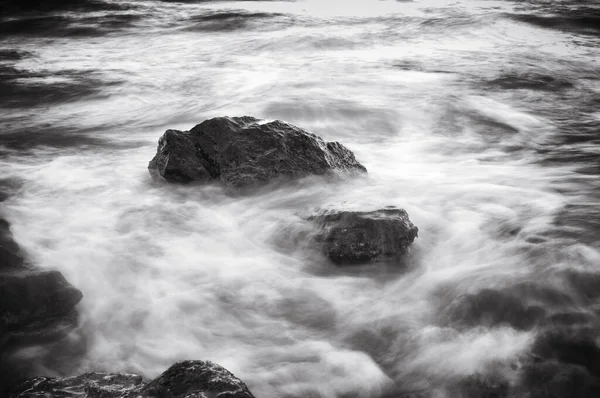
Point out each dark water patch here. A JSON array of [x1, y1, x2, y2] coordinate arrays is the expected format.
[[79, 13, 143, 30], [0, 16, 96, 37], [448, 374, 510, 398], [0, 0, 133, 16], [552, 203, 600, 247], [535, 113, 600, 245], [506, 7, 600, 36], [516, 362, 600, 398], [0, 50, 32, 61], [184, 10, 286, 32], [0, 64, 121, 108], [564, 270, 600, 304], [0, 179, 22, 203], [0, 124, 119, 153], [433, 101, 525, 155], [543, 311, 598, 327], [0, 13, 142, 37], [532, 326, 600, 377], [443, 288, 546, 331], [419, 14, 476, 29], [162, 0, 290, 2], [392, 60, 455, 75], [487, 71, 574, 91]]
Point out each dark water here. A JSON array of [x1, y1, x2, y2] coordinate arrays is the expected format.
[[1, 0, 599, 396]]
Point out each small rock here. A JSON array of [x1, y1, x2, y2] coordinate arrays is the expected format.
[[310, 208, 418, 265], [148, 116, 366, 187], [0, 269, 83, 349]]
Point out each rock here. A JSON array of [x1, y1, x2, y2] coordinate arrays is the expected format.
[[148, 116, 366, 187], [9, 372, 144, 398], [141, 360, 255, 398], [10, 360, 256, 398], [0, 269, 83, 348], [11, 373, 143, 398], [0, 214, 84, 392], [310, 208, 418, 265], [445, 288, 546, 331]]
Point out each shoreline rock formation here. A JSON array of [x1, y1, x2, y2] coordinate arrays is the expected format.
[[148, 116, 367, 187], [1, 190, 83, 392], [0, 219, 82, 352], [9, 360, 256, 398]]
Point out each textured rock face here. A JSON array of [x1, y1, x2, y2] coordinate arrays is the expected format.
[[148, 116, 367, 187], [10, 360, 256, 398], [0, 270, 83, 346], [311, 208, 418, 265], [11, 373, 144, 398]]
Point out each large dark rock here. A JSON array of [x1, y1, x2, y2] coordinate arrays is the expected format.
[[310, 208, 418, 265], [0, 269, 83, 348], [10, 360, 256, 398], [148, 116, 367, 187], [141, 360, 255, 398], [0, 215, 84, 392]]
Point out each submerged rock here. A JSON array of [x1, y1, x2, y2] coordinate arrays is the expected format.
[[148, 116, 366, 187], [0, 216, 83, 391], [10, 373, 144, 398], [445, 288, 546, 331], [0, 269, 83, 348], [10, 360, 256, 398], [311, 208, 418, 265]]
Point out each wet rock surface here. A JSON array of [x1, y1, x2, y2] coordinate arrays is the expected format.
[[9, 360, 256, 398], [148, 116, 367, 187], [310, 208, 418, 265], [0, 215, 83, 390], [10, 372, 144, 398], [0, 270, 82, 344]]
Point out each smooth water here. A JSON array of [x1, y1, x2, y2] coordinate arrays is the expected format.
[[1, 0, 599, 396]]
